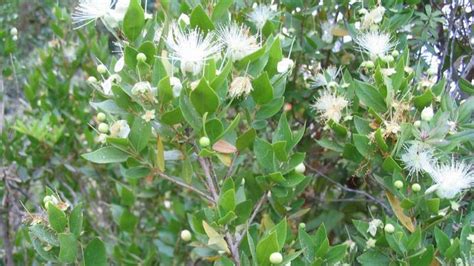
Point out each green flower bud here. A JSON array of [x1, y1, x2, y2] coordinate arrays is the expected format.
[[98, 123, 109, 133], [295, 163, 306, 174], [96, 112, 106, 122], [97, 64, 107, 74], [412, 183, 421, 192], [199, 137, 210, 147], [394, 180, 403, 189], [384, 223, 395, 233], [180, 230, 192, 242], [269, 252, 283, 264], [136, 53, 147, 62], [391, 50, 399, 57]]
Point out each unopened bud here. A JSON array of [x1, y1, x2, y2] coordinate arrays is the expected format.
[[295, 163, 306, 174], [412, 183, 421, 192], [180, 230, 192, 242], [136, 53, 147, 62], [394, 180, 403, 189], [98, 123, 109, 133], [199, 137, 210, 147], [97, 64, 107, 74], [96, 112, 106, 122], [384, 223, 395, 233]]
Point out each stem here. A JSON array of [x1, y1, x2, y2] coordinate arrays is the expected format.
[[155, 171, 215, 203], [236, 194, 266, 245], [198, 157, 219, 201]]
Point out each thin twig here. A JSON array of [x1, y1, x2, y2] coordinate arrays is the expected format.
[[197, 157, 219, 201], [305, 164, 392, 214], [236, 193, 267, 245], [156, 171, 215, 203]]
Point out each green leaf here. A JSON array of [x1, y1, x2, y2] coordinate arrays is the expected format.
[[123, 0, 145, 41], [445, 238, 460, 260], [212, 0, 233, 23], [158, 76, 173, 105], [84, 238, 107, 266], [119, 209, 139, 232], [48, 204, 67, 233], [272, 141, 288, 161], [129, 118, 152, 152], [413, 90, 433, 110], [434, 227, 450, 255], [254, 138, 275, 173], [31, 237, 57, 261], [382, 156, 402, 173], [58, 233, 77, 263], [179, 92, 202, 131], [190, 5, 214, 32], [426, 198, 440, 213], [251, 72, 274, 105], [138, 41, 156, 65], [219, 189, 236, 214], [357, 250, 390, 266], [29, 224, 59, 246], [409, 245, 434, 266], [256, 232, 279, 266], [326, 244, 347, 264], [374, 128, 389, 152], [216, 114, 240, 140], [255, 97, 284, 120], [161, 108, 184, 125], [459, 78, 474, 95], [190, 79, 219, 115], [299, 226, 316, 262], [353, 134, 374, 157], [82, 146, 129, 164], [354, 80, 387, 113], [406, 228, 421, 250], [237, 128, 256, 151], [69, 203, 83, 237]]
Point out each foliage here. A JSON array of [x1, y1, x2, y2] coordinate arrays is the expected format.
[[0, 0, 473, 265]]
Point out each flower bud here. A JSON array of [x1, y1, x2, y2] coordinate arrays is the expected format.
[[10, 27, 18, 36], [136, 53, 147, 62], [199, 137, 210, 147], [391, 50, 399, 57], [87, 76, 97, 84], [384, 223, 395, 233], [421, 106, 434, 121], [394, 180, 403, 189], [412, 183, 421, 192], [414, 120, 421, 128], [299, 223, 306, 229], [12, 35, 18, 41], [361, 60, 374, 69], [382, 55, 394, 63], [180, 230, 192, 242], [295, 163, 306, 174], [269, 252, 283, 264], [96, 112, 106, 122], [97, 64, 107, 74], [98, 123, 109, 133], [43, 195, 59, 209]]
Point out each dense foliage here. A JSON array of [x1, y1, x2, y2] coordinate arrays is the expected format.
[[1, 0, 473, 265]]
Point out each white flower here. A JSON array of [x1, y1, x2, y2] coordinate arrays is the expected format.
[[166, 26, 221, 75], [101, 74, 121, 95], [170, 77, 183, 97], [355, 30, 395, 59], [229, 76, 253, 98], [72, 0, 129, 29], [178, 13, 190, 25], [141, 110, 156, 122], [321, 21, 335, 43], [277, 58, 294, 73], [421, 106, 434, 121], [426, 159, 474, 199], [367, 219, 383, 237], [110, 120, 130, 138], [361, 6, 385, 29], [381, 68, 396, 76], [312, 90, 349, 123], [131, 81, 153, 95], [401, 142, 436, 176], [366, 238, 376, 249], [218, 23, 260, 61], [114, 56, 125, 72], [467, 234, 474, 243], [248, 4, 277, 29]]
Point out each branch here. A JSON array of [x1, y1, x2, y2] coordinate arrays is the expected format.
[[235, 193, 267, 245], [156, 171, 215, 204], [197, 157, 219, 202], [305, 164, 392, 214]]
